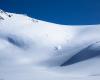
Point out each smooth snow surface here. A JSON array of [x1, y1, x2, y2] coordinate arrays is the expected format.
[[0, 10, 100, 80]]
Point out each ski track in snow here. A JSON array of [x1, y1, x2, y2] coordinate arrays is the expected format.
[[0, 9, 100, 80]]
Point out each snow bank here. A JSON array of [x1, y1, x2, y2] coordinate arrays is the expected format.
[[0, 10, 100, 80]]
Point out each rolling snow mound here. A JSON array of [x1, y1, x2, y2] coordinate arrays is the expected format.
[[0, 9, 100, 80]]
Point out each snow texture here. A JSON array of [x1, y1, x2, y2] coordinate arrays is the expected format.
[[0, 9, 100, 80]]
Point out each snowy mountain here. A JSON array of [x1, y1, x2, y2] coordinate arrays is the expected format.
[[0, 9, 100, 80]]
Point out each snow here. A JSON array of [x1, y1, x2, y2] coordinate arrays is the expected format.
[[0, 10, 100, 80]]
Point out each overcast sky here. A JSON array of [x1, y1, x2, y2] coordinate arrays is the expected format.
[[0, 0, 100, 25]]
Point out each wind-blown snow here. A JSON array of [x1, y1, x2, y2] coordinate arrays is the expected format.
[[0, 10, 100, 80]]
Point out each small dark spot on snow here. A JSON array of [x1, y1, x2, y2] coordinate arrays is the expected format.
[[0, 9, 4, 13], [54, 45, 62, 51], [32, 19, 38, 23], [0, 16, 4, 20], [8, 14, 12, 17], [95, 41, 100, 43], [0, 9, 12, 18]]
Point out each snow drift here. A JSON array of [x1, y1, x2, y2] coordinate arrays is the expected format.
[[0, 9, 100, 80]]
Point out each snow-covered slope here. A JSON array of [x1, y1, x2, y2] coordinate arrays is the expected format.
[[0, 9, 100, 80]]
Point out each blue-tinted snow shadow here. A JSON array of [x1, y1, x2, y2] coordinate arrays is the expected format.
[[61, 42, 100, 66]]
